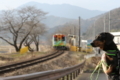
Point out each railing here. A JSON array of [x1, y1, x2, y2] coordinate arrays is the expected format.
[[0, 60, 85, 80], [0, 48, 15, 53]]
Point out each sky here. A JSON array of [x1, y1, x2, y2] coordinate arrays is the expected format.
[[0, 0, 120, 11]]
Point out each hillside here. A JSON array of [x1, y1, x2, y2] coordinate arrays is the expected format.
[[84, 7, 120, 40], [42, 15, 75, 28]]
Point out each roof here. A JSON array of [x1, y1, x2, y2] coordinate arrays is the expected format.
[[81, 40, 87, 42], [110, 32, 120, 36]]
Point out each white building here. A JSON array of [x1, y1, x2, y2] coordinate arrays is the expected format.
[[110, 32, 120, 49], [81, 40, 87, 49]]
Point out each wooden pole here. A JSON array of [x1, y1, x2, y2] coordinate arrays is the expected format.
[[78, 17, 81, 51]]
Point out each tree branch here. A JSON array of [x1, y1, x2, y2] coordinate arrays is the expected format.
[[0, 37, 14, 46]]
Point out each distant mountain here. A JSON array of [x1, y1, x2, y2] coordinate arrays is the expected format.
[[42, 15, 75, 28], [18, 1, 105, 19]]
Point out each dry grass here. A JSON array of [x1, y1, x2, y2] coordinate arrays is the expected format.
[[0, 49, 101, 77], [0, 51, 84, 77], [84, 56, 101, 72], [0, 44, 51, 52], [0, 51, 51, 66]]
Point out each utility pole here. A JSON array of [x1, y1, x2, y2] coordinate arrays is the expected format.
[[104, 15, 106, 32], [78, 17, 81, 51], [74, 26, 77, 51], [70, 29, 71, 34], [74, 26, 75, 35], [109, 11, 111, 32], [93, 21, 96, 39]]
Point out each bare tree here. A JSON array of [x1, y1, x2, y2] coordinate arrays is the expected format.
[[24, 36, 34, 52], [0, 6, 47, 52], [31, 23, 47, 51]]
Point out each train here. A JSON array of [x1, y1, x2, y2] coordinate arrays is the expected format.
[[52, 34, 69, 50], [52, 33, 93, 52]]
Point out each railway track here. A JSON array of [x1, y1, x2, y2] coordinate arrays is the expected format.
[[0, 50, 64, 74]]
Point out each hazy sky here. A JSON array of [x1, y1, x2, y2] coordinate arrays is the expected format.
[[0, 0, 120, 11]]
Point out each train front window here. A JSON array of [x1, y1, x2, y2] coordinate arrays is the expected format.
[[54, 35, 57, 41], [62, 35, 65, 41]]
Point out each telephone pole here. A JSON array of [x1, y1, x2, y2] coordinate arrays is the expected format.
[[104, 15, 106, 32], [78, 17, 81, 51], [109, 11, 111, 32], [93, 21, 96, 40]]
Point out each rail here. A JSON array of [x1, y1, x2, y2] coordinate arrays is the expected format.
[[0, 60, 85, 80], [0, 50, 64, 74]]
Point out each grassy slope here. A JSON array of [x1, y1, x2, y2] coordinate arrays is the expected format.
[[0, 51, 84, 77], [0, 51, 101, 77]]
